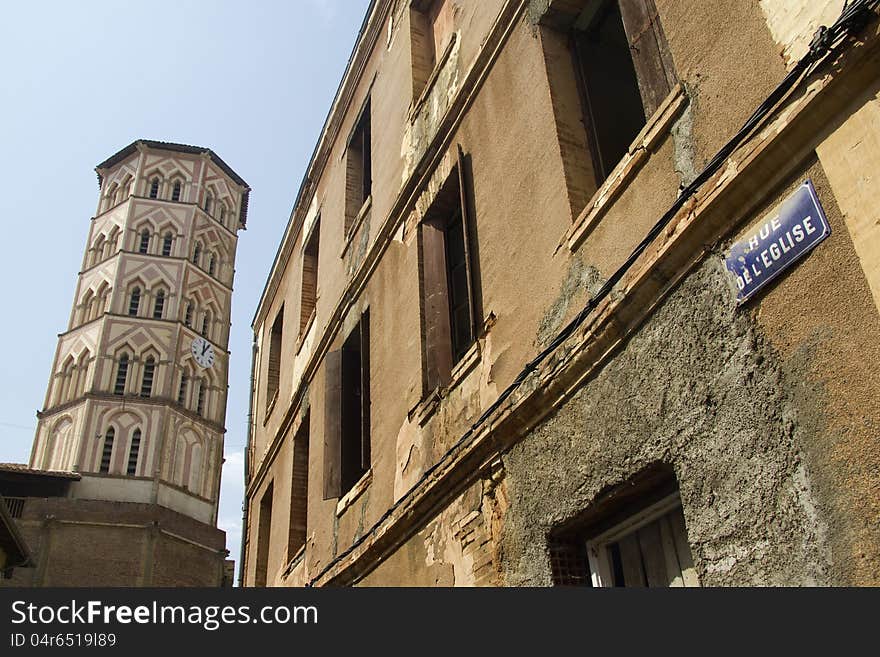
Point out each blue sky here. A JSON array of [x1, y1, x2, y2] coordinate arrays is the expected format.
[[0, 0, 370, 582]]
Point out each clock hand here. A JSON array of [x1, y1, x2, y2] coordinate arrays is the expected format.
[[202, 342, 209, 355]]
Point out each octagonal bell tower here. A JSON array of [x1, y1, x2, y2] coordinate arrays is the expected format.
[[30, 140, 249, 528]]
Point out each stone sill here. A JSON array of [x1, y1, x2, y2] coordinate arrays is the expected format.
[[281, 544, 306, 580], [296, 309, 317, 356], [263, 389, 279, 426], [409, 339, 482, 427], [564, 84, 688, 252], [341, 195, 372, 259], [408, 33, 458, 124], [336, 468, 373, 518]]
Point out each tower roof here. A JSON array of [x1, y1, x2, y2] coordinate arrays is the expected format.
[[95, 139, 250, 190]]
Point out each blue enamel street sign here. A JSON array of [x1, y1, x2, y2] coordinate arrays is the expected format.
[[725, 179, 830, 304]]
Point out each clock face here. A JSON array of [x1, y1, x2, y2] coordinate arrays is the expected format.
[[191, 336, 215, 369]]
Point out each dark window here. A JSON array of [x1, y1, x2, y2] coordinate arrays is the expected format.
[[288, 416, 310, 560], [139, 229, 150, 254], [178, 373, 189, 405], [409, 0, 450, 100], [266, 307, 283, 409], [196, 379, 206, 416], [548, 467, 698, 587], [208, 254, 216, 277], [255, 483, 273, 587], [323, 311, 370, 499], [153, 290, 165, 319], [140, 357, 155, 397], [192, 242, 202, 266], [100, 428, 115, 473], [300, 219, 320, 336], [128, 287, 141, 316], [127, 429, 141, 476], [201, 311, 211, 338], [219, 206, 227, 226], [204, 193, 213, 215], [162, 232, 173, 256], [184, 302, 193, 328], [344, 99, 371, 233], [149, 178, 160, 199], [419, 148, 480, 391], [571, 0, 676, 183], [172, 181, 182, 202], [113, 354, 129, 395]]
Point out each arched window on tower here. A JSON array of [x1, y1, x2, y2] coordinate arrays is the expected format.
[[59, 357, 75, 405], [196, 379, 206, 416], [100, 427, 115, 473], [128, 287, 141, 316], [171, 180, 182, 202], [76, 350, 90, 397], [178, 373, 189, 406], [114, 354, 129, 395], [140, 357, 156, 397], [204, 192, 213, 216], [207, 253, 216, 277], [79, 290, 94, 325], [184, 302, 193, 327], [105, 184, 118, 212], [201, 310, 211, 338], [107, 227, 119, 258], [149, 177, 160, 199], [219, 205, 227, 227], [192, 242, 202, 266], [138, 229, 150, 254], [91, 235, 105, 267], [153, 289, 166, 319], [127, 429, 141, 476], [162, 232, 173, 256], [97, 283, 111, 317], [121, 176, 132, 200]]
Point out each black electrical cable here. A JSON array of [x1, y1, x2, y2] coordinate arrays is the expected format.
[[306, 0, 879, 587]]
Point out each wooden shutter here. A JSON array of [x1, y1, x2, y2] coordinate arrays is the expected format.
[[359, 311, 371, 471], [323, 349, 342, 499], [457, 145, 479, 342], [618, 0, 676, 118], [422, 220, 453, 390]]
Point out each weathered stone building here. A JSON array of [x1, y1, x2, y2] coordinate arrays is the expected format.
[[2, 140, 248, 587], [242, 0, 880, 586]]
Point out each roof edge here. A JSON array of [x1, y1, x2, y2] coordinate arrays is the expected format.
[[95, 139, 250, 190]]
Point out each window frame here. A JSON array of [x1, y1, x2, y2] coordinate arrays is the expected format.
[[299, 217, 320, 337], [344, 97, 372, 235], [287, 417, 310, 562], [323, 310, 371, 501], [128, 287, 141, 316], [568, 0, 677, 184], [140, 356, 156, 398], [265, 306, 284, 413], [585, 493, 699, 588], [127, 429, 141, 476], [161, 232, 174, 257], [113, 354, 130, 395], [153, 289, 166, 319], [419, 146, 480, 393], [99, 427, 115, 473], [138, 229, 151, 254]]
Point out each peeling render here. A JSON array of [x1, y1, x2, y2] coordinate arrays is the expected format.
[[502, 258, 832, 586]]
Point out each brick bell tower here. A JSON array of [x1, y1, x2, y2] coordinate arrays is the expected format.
[[29, 140, 248, 547]]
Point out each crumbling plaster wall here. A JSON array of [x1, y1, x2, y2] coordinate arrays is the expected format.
[[500, 164, 880, 586]]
